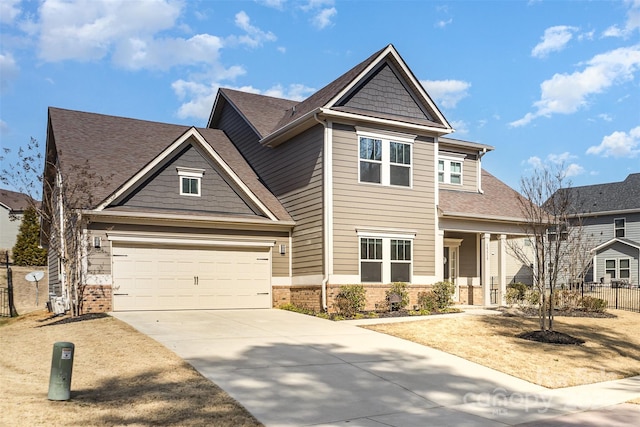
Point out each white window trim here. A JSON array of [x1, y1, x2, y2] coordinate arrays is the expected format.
[[604, 258, 631, 280], [614, 218, 626, 238], [358, 231, 415, 283], [438, 152, 465, 185], [177, 167, 205, 197], [357, 130, 415, 188]]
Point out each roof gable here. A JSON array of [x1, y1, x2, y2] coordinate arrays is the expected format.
[[110, 142, 262, 217], [46, 108, 292, 222], [336, 62, 432, 121], [592, 237, 640, 253], [207, 44, 453, 147]]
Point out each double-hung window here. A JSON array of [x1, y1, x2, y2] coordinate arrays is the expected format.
[[359, 233, 414, 283], [614, 218, 626, 238], [438, 154, 464, 185], [358, 130, 414, 187], [177, 167, 205, 197], [605, 259, 631, 280]]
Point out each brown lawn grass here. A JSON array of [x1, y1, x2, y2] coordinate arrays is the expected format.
[[0, 310, 262, 426], [363, 309, 640, 390]]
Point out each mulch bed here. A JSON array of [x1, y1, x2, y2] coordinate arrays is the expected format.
[[517, 330, 585, 345]]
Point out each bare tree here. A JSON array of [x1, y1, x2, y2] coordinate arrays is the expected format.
[[508, 164, 589, 332], [2, 138, 107, 316]]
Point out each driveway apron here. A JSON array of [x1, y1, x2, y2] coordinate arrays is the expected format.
[[112, 309, 640, 427]]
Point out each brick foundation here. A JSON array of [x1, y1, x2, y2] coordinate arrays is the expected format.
[[272, 285, 322, 311], [458, 285, 485, 305], [81, 284, 112, 313]]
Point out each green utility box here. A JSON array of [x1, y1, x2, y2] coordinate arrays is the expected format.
[[48, 342, 75, 401]]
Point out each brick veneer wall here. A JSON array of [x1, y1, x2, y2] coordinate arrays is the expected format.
[[458, 285, 484, 305], [272, 285, 322, 311], [4, 266, 49, 314], [81, 285, 112, 313]]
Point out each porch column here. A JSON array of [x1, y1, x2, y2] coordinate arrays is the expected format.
[[482, 233, 492, 305], [499, 234, 507, 305], [436, 229, 444, 281]]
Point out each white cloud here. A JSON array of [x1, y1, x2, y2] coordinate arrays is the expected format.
[[257, 0, 287, 10], [526, 153, 584, 177], [531, 25, 578, 58], [229, 11, 276, 47], [114, 33, 225, 70], [564, 163, 585, 177], [262, 83, 315, 100], [311, 7, 336, 29], [449, 119, 469, 135], [0, 0, 21, 24], [38, 0, 182, 62], [603, 0, 640, 39], [435, 19, 453, 29], [598, 113, 613, 122], [173, 81, 315, 120], [0, 52, 19, 92], [586, 126, 640, 158], [421, 79, 471, 109], [510, 45, 640, 127], [0, 119, 9, 136], [277, 46, 286, 54]]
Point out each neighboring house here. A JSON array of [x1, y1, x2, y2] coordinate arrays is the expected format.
[[43, 44, 530, 313], [0, 189, 33, 253], [563, 173, 640, 286]]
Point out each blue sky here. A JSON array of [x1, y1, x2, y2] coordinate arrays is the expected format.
[[1, 0, 639, 194]]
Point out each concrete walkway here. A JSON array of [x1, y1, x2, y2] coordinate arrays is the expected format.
[[112, 309, 640, 427]]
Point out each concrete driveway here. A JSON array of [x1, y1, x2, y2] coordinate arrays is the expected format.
[[112, 309, 640, 427]]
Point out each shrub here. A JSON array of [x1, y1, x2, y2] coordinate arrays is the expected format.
[[417, 291, 437, 312], [432, 281, 455, 311], [386, 282, 409, 309], [506, 282, 528, 304], [555, 289, 581, 311], [581, 296, 607, 313], [334, 284, 367, 318]]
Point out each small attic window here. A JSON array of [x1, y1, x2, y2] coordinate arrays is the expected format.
[[177, 167, 205, 197]]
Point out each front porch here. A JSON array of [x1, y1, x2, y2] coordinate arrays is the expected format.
[[439, 231, 533, 306]]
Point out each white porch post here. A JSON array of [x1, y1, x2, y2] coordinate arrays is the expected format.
[[499, 234, 507, 305], [436, 229, 444, 281], [482, 233, 492, 305]]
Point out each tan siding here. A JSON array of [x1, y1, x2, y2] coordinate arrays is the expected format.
[[87, 228, 110, 275], [438, 155, 479, 192], [332, 124, 437, 279], [218, 105, 324, 276]]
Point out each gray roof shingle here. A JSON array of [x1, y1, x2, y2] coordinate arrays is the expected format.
[[0, 188, 35, 211], [562, 173, 640, 214]]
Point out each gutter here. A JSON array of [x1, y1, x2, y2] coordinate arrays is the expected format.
[[478, 148, 487, 194], [314, 112, 329, 312]]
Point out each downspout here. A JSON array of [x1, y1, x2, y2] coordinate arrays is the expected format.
[[478, 148, 487, 194], [314, 112, 329, 311]]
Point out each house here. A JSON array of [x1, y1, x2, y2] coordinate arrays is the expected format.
[[43, 44, 530, 313], [0, 188, 33, 253], [563, 173, 640, 286]]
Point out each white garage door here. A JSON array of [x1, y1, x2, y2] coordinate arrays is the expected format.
[[112, 244, 271, 311]]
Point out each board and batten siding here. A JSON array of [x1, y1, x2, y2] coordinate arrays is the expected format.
[[216, 103, 324, 276], [332, 124, 437, 279]]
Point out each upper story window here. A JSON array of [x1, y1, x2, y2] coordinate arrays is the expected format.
[[614, 218, 625, 238], [438, 153, 464, 185], [358, 129, 415, 188], [177, 167, 205, 197]]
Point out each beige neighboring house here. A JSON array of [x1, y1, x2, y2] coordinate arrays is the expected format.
[[43, 44, 531, 313], [0, 189, 34, 253]]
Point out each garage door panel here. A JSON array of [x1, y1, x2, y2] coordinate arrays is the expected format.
[[113, 244, 272, 311]]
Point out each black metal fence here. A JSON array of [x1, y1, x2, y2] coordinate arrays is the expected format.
[[569, 282, 640, 313]]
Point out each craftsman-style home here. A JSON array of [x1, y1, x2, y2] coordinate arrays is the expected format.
[[43, 44, 529, 313]]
